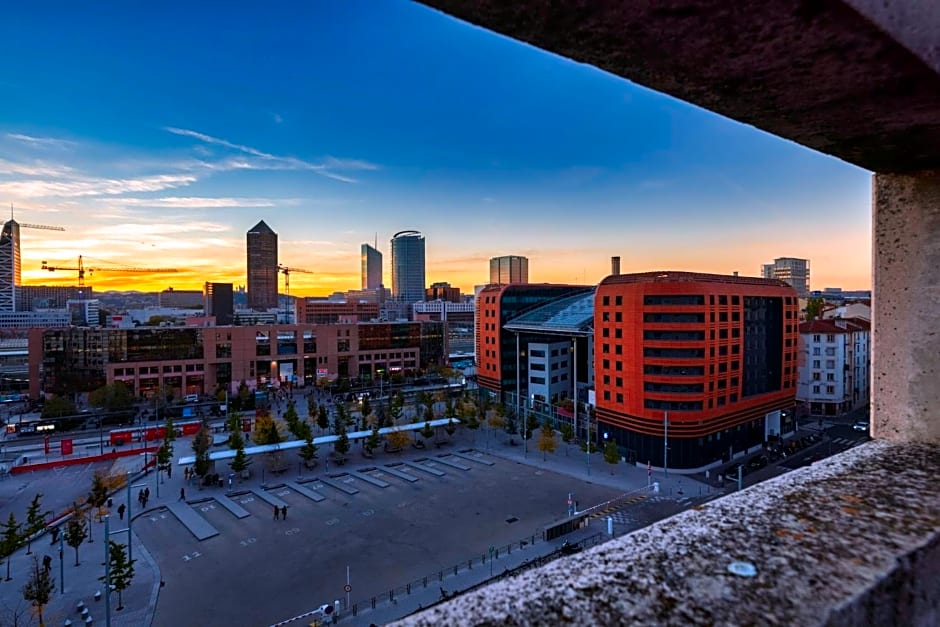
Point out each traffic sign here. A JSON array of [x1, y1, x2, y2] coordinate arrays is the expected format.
[[343, 584, 352, 592]]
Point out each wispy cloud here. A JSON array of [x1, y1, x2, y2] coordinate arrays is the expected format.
[[99, 196, 279, 209], [0, 173, 196, 198], [5, 133, 76, 149], [164, 126, 378, 183]]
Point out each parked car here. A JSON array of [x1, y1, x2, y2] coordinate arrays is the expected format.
[[853, 421, 870, 432], [747, 455, 768, 470]]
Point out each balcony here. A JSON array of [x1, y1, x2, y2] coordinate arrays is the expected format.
[[405, 0, 940, 624]]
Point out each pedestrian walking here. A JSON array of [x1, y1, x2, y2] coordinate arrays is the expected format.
[[144, 487, 150, 502], [138, 489, 145, 506], [179, 488, 185, 501], [167, 464, 172, 479], [281, 505, 287, 520], [42, 555, 52, 571], [118, 504, 126, 520], [273, 505, 279, 521], [50, 527, 59, 545]]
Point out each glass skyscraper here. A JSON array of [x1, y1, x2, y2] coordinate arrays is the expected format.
[[246, 220, 278, 310], [361, 243, 383, 289], [390, 230, 425, 303]]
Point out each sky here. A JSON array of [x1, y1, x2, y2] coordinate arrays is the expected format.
[[0, 0, 872, 295]]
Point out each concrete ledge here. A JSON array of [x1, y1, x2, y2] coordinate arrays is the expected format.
[[397, 440, 940, 626]]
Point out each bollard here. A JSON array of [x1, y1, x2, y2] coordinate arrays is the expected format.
[[94, 591, 101, 602], [371, 597, 376, 609], [468, 559, 472, 570], [352, 603, 357, 616], [439, 570, 443, 582], [496, 548, 500, 559], [407, 583, 411, 595], [508, 544, 511, 554], [453, 565, 457, 576], [482, 553, 486, 563], [423, 576, 427, 588], [389, 590, 393, 602]]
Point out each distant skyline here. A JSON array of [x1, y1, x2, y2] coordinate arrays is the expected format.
[[0, 1, 871, 295]]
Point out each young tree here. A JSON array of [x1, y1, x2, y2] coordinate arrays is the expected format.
[[253, 413, 282, 445], [298, 429, 318, 468], [419, 422, 435, 443], [603, 440, 620, 474], [163, 414, 177, 444], [1, 513, 21, 581], [317, 404, 330, 432], [191, 425, 212, 481], [504, 410, 519, 444], [444, 418, 457, 439], [560, 423, 574, 455], [389, 392, 404, 425], [99, 541, 135, 611], [283, 402, 300, 438], [156, 439, 173, 480], [229, 438, 252, 475], [64, 505, 88, 566], [365, 423, 381, 454], [23, 494, 50, 555], [22, 555, 54, 626], [227, 414, 244, 449], [87, 472, 109, 521], [385, 429, 411, 452], [359, 397, 372, 424], [538, 419, 557, 461], [333, 421, 350, 457], [423, 405, 435, 424]]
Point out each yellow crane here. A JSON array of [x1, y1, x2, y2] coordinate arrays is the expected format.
[[41, 255, 179, 288], [278, 264, 313, 323]]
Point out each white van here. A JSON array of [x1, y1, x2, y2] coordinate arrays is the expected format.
[[184, 394, 199, 404]]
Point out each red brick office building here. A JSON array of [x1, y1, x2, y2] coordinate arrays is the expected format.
[[594, 272, 799, 469]]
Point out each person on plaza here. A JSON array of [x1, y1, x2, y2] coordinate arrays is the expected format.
[[179, 487, 185, 501], [49, 526, 60, 545], [144, 487, 150, 502], [138, 489, 145, 506], [167, 464, 172, 479], [118, 504, 126, 520], [42, 555, 52, 571], [281, 505, 287, 520], [273, 505, 279, 520]]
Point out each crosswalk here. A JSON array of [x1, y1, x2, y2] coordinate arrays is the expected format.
[[587, 494, 649, 521]]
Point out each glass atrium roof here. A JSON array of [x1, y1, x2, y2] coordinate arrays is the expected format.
[[504, 289, 595, 336]]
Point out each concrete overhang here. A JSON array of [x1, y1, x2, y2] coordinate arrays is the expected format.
[[418, 0, 940, 173]]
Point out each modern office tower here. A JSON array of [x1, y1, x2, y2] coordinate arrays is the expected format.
[[361, 243, 383, 290], [594, 271, 799, 468], [0, 219, 21, 312], [762, 257, 810, 297], [247, 220, 278, 310], [489, 255, 529, 285], [390, 230, 426, 303], [205, 282, 234, 325], [16, 285, 92, 311]]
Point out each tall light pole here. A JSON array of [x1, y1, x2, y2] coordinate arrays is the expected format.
[[572, 338, 578, 441], [663, 411, 669, 478]]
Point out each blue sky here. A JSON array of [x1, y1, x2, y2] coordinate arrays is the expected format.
[[0, 0, 871, 293]]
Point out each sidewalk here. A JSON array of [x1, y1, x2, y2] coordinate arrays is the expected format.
[[0, 468, 162, 627]]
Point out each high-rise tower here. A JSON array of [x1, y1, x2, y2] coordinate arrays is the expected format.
[[761, 257, 810, 297], [0, 219, 21, 312], [246, 220, 278, 310], [489, 255, 529, 285], [390, 230, 425, 303], [361, 243, 383, 290]]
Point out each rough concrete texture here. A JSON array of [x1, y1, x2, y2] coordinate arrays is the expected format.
[[419, 0, 940, 173], [396, 440, 940, 626], [873, 170, 940, 444]]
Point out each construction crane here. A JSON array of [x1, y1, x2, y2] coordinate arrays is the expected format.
[[8, 204, 66, 232], [277, 264, 313, 323], [40, 255, 179, 288]]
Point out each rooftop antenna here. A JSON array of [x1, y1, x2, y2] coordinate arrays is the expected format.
[[374, 232, 378, 249]]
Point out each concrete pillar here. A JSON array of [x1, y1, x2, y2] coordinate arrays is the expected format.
[[872, 171, 940, 443]]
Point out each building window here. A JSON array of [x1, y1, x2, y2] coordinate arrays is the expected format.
[[602, 328, 609, 338], [531, 363, 545, 371], [603, 391, 611, 401], [827, 373, 835, 381], [826, 360, 835, 369], [812, 360, 820, 368], [614, 345, 622, 355], [825, 347, 836, 356], [530, 376, 545, 385], [719, 329, 728, 339], [614, 312, 622, 323], [813, 385, 821, 394], [813, 372, 821, 381], [602, 344, 610, 354], [616, 377, 623, 387], [731, 312, 740, 322], [615, 361, 623, 371], [826, 385, 835, 394], [616, 393, 624, 403], [813, 334, 821, 342], [614, 328, 622, 339], [813, 347, 820, 356], [602, 296, 610, 306], [615, 296, 623, 306], [603, 375, 610, 385], [826, 334, 835, 343], [337, 339, 350, 352]]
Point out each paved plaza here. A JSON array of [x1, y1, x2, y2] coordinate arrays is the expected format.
[[0, 409, 726, 627]]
